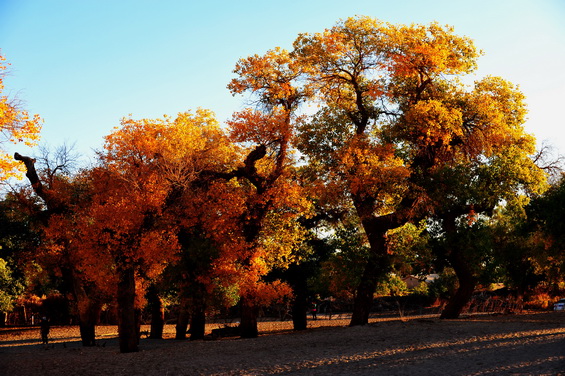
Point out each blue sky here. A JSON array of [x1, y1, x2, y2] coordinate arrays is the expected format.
[[1, 0, 564, 161]]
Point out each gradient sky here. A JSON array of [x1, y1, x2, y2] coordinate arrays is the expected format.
[[1, 0, 564, 161]]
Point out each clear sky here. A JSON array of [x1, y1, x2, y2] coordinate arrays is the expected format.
[[1, 0, 564, 161]]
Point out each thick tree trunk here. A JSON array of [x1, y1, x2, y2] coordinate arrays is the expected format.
[[79, 321, 96, 347], [189, 283, 207, 340], [350, 230, 390, 326], [239, 298, 258, 338], [439, 212, 478, 320], [117, 266, 138, 353], [63, 267, 101, 347], [350, 264, 379, 326], [147, 286, 164, 339], [189, 308, 206, 340], [77, 301, 101, 346], [440, 249, 477, 319], [291, 282, 308, 331], [175, 295, 190, 340], [149, 305, 164, 339], [349, 193, 406, 327]]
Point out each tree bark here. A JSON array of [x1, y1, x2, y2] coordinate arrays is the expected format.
[[189, 308, 206, 340], [438, 212, 478, 320], [291, 273, 308, 331], [147, 286, 164, 339], [62, 266, 101, 347], [175, 294, 190, 340], [77, 301, 101, 346], [349, 195, 408, 326], [117, 266, 138, 353], [239, 298, 258, 338], [189, 283, 207, 340], [350, 226, 390, 326], [350, 264, 379, 326], [440, 249, 478, 319], [174, 277, 191, 340]]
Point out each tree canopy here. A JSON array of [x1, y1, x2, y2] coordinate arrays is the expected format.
[[6, 16, 562, 353]]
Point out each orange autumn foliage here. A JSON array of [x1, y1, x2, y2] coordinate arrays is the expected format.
[[226, 48, 314, 312], [0, 53, 42, 181]]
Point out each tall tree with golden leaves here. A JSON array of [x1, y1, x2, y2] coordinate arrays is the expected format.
[[292, 16, 545, 323]]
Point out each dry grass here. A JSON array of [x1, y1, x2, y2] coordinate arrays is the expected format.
[[1, 311, 564, 375]]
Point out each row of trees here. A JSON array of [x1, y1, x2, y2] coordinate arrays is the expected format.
[[1, 17, 564, 353]]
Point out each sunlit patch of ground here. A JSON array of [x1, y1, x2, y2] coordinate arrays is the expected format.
[[1, 311, 563, 375]]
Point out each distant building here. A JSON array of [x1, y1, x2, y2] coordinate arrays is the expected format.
[[402, 275, 422, 289]]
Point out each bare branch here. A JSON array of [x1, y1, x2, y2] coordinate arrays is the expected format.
[[532, 142, 565, 183]]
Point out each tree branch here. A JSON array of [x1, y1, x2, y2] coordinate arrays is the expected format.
[[14, 152, 48, 202]]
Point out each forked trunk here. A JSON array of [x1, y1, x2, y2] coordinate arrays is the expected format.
[[117, 266, 138, 353], [349, 193, 404, 327], [239, 298, 258, 338]]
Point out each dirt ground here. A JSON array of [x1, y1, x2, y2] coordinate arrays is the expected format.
[[0, 311, 564, 376]]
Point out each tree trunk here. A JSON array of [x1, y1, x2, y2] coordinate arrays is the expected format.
[[117, 266, 138, 353], [147, 286, 164, 339], [440, 249, 477, 319], [291, 276, 308, 331], [189, 308, 206, 340], [63, 267, 101, 347], [135, 308, 142, 342], [349, 193, 404, 327], [350, 230, 390, 326], [350, 265, 379, 326], [149, 306, 164, 339], [78, 321, 96, 346], [77, 301, 101, 347], [175, 294, 190, 340], [239, 298, 258, 338], [440, 277, 476, 319], [438, 212, 478, 320], [189, 283, 207, 340]]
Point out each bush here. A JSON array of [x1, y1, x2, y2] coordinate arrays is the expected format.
[[524, 292, 554, 310]]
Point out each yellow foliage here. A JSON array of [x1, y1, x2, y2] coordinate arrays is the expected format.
[[387, 22, 479, 78], [0, 53, 42, 181], [337, 136, 409, 212], [402, 100, 463, 146]]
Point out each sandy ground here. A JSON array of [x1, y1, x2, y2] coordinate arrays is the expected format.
[[0, 312, 564, 376]]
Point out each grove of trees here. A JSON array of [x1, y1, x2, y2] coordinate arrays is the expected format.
[[1, 17, 563, 353]]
